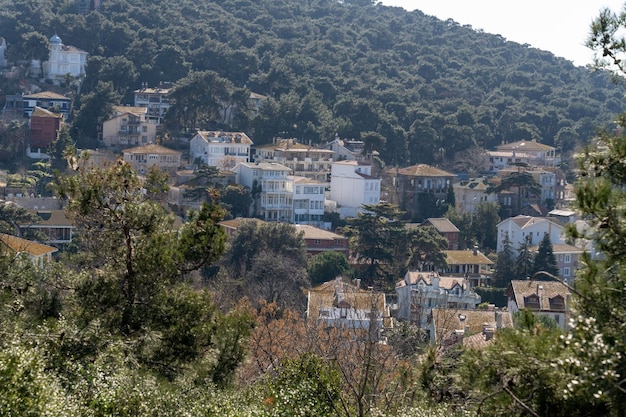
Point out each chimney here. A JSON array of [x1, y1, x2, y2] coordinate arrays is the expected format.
[[495, 310, 502, 330], [484, 326, 495, 341], [354, 278, 361, 289], [473, 245, 478, 255], [454, 329, 465, 345], [465, 325, 470, 335], [431, 275, 440, 289]]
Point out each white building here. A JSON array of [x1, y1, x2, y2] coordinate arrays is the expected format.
[[254, 138, 334, 182], [292, 176, 325, 226], [133, 86, 171, 124], [329, 160, 380, 218], [395, 271, 481, 327], [497, 215, 565, 253], [486, 139, 559, 172], [323, 136, 369, 162], [43, 34, 88, 84], [190, 131, 252, 168], [507, 280, 570, 331], [307, 277, 390, 331], [234, 162, 293, 221]]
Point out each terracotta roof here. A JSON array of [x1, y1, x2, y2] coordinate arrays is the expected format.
[[432, 308, 513, 339], [398, 271, 468, 290], [333, 160, 371, 166], [123, 144, 181, 155], [444, 250, 493, 265], [238, 162, 291, 171], [290, 175, 324, 184], [24, 91, 69, 100], [195, 131, 253, 145], [113, 106, 147, 116], [508, 280, 570, 312], [0, 233, 57, 257], [255, 141, 333, 153], [308, 279, 386, 318], [397, 164, 455, 177], [31, 106, 63, 118], [25, 210, 74, 227], [423, 218, 460, 233], [219, 217, 265, 230], [496, 139, 555, 152], [506, 215, 563, 229], [454, 178, 492, 191], [294, 224, 345, 240], [528, 243, 583, 254]]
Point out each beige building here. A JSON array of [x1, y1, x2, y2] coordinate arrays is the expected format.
[[102, 106, 157, 149], [254, 138, 334, 182], [122, 144, 181, 176]]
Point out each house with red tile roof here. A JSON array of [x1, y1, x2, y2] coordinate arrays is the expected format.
[[393, 164, 456, 221]]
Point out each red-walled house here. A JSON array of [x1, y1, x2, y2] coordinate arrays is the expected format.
[[30, 106, 63, 149]]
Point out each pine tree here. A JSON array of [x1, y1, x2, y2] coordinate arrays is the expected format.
[[493, 232, 515, 287], [532, 233, 559, 278], [514, 235, 534, 280]]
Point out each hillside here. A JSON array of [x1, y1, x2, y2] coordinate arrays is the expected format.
[[0, 0, 623, 165]]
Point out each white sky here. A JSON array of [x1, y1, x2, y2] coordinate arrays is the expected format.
[[379, 0, 625, 66]]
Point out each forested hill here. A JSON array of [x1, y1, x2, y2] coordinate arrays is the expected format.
[[1, 0, 623, 165]]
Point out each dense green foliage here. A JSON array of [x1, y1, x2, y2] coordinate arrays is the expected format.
[[1, 0, 624, 164]]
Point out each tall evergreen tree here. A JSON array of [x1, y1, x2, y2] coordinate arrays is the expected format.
[[514, 235, 534, 280], [532, 233, 559, 278], [493, 232, 515, 287]]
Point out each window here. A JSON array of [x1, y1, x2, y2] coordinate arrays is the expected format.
[[564, 254, 571, 263], [142, 126, 148, 132], [563, 267, 571, 277]]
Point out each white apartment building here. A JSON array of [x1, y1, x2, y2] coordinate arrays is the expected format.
[[190, 131, 252, 168], [234, 162, 293, 221], [292, 176, 325, 226], [329, 160, 380, 218], [497, 215, 565, 253], [133, 86, 171, 124]]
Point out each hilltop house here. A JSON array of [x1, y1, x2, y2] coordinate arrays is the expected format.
[[395, 271, 481, 327], [133, 85, 171, 124], [453, 177, 498, 214], [430, 308, 513, 347], [497, 215, 565, 254], [0, 233, 57, 268], [190, 131, 252, 168], [437, 249, 494, 288], [29, 107, 63, 149], [419, 218, 460, 250], [329, 160, 380, 218], [254, 138, 334, 182], [101, 106, 157, 149], [507, 280, 570, 331], [43, 34, 88, 85], [393, 164, 456, 221], [307, 277, 390, 331], [291, 176, 325, 226], [22, 91, 71, 118], [294, 224, 349, 256], [122, 144, 181, 176], [233, 162, 293, 221]]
